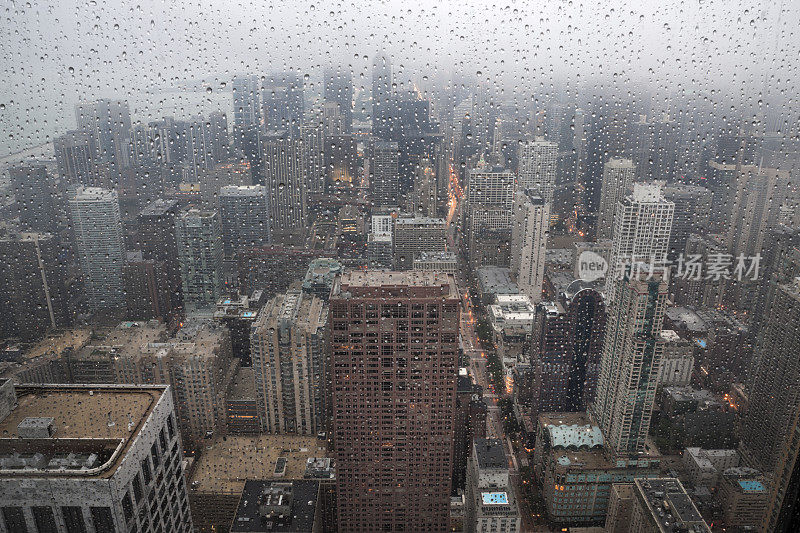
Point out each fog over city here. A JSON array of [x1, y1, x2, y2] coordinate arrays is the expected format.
[[2, 0, 798, 156]]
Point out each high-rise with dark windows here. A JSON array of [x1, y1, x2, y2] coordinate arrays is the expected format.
[[330, 271, 460, 532]]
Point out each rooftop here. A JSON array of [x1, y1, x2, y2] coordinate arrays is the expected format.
[[475, 438, 507, 470], [634, 478, 710, 532], [230, 480, 319, 533], [140, 198, 178, 217], [0, 385, 165, 479], [189, 434, 328, 494], [333, 271, 458, 299]]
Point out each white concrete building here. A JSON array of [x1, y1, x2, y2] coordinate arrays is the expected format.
[[69, 187, 125, 310], [517, 138, 557, 203], [605, 183, 674, 305], [0, 380, 192, 532], [511, 190, 549, 303], [658, 329, 695, 386], [597, 158, 636, 240], [465, 439, 521, 533]]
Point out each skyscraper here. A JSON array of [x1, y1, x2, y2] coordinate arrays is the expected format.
[[330, 271, 460, 532], [530, 280, 606, 419], [232, 74, 261, 134], [8, 163, 57, 233], [261, 72, 304, 137], [510, 190, 549, 303], [593, 267, 668, 455], [741, 279, 800, 473], [517, 138, 558, 203], [138, 199, 183, 316], [219, 185, 271, 258], [251, 289, 328, 435], [372, 53, 393, 140], [726, 165, 791, 258], [69, 187, 125, 311], [324, 67, 354, 134], [53, 130, 98, 185], [465, 166, 516, 266], [369, 141, 400, 207], [409, 158, 439, 217], [763, 403, 800, 533], [75, 98, 132, 162], [0, 381, 193, 533], [0, 232, 69, 342], [596, 158, 636, 240], [261, 135, 307, 243], [175, 208, 223, 309], [662, 184, 712, 257], [605, 183, 674, 305]]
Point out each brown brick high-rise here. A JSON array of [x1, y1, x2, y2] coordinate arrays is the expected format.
[[330, 271, 460, 532]]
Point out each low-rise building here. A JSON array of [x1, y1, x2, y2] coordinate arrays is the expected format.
[[683, 448, 739, 489], [413, 251, 458, 274], [628, 478, 711, 532], [658, 329, 695, 386], [229, 480, 321, 533], [534, 413, 661, 526], [476, 267, 519, 304], [488, 294, 537, 363], [715, 467, 768, 531], [465, 439, 521, 533]]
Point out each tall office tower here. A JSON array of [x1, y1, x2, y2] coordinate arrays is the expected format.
[[219, 185, 270, 258], [261, 72, 304, 137], [8, 163, 57, 233], [324, 67, 354, 133], [75, 99, 132, 161], [53, 130, 98, 185], [123, 251, 172, 321], [175, 209, 223, 309], [621, 478, 711, 532], [662, 184, 712, 257], [232, 74, 261, 135], [464, 439, 522, 533], [180, 113, 229, 173], [138, 199, 182, 315], [0, 232, 69, 342], [726, 165, 791, 258], [330, 271, 460, 532], [372, 52, 393, 139], [369, 140, 400, 207], [410, 158, 438, 217], [261, 136, 307, 243], [593, 267, 668, 455], [320, 100, 345, 136], [466, 166, 516, 265], [510, 190, 549, 303], [764, 403, 800, 533], [128, 118, 178, 166], [751, 226, 800, 339], [741, 279, 800, 473], [518, 138, 558, 203], [0, 381, 193, 533], [300, 122, 326, 194], [393, 215, 448, 270], [69, 187, 125, 311], [530, 280, 606, 419], [605, 183, 674, 305], [251, 290, 328, 435], [596, 158, 636, 240]]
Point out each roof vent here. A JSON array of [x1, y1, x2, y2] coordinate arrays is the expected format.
[[17, 417, 55, 438]]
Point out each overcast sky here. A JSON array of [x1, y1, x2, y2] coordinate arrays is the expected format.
[[1, 0, 797, 156]]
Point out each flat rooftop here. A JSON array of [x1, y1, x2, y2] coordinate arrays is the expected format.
[[189, 434, 328, 494], [635, 478, 710, 532], [230, 480, 319, 532], [0, 385, 164, 478], [333, 271, 458, 299], [475, 438, 507, 469]]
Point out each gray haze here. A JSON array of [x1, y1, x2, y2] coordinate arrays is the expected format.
[[1, 0, 797, 157]]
